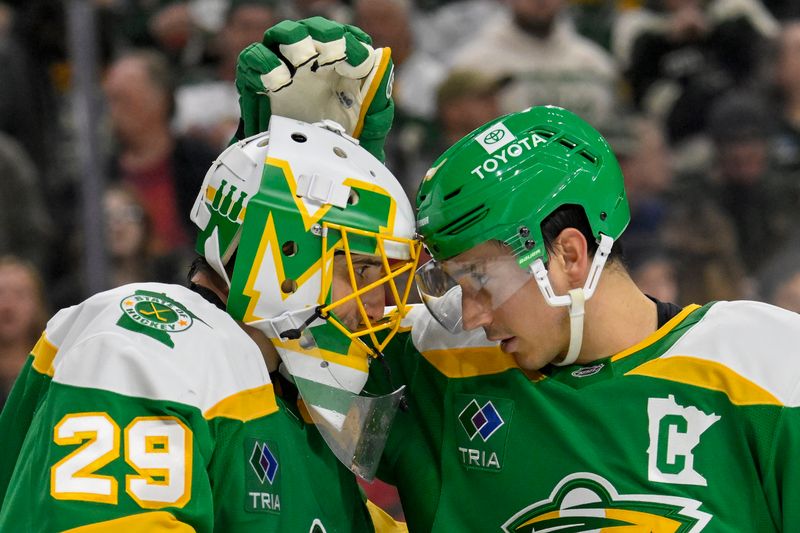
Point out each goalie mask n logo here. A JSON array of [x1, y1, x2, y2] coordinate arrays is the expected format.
[[502, 473, 711, 532], [227, 156, 395, 330]]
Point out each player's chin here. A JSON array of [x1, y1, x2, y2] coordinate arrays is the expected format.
[[510, 344, 548, 372]]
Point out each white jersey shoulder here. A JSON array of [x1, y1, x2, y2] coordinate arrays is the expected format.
[[402, 304, 497, 353], [42, 282, 270, 414], [660, 300, 800, 406]]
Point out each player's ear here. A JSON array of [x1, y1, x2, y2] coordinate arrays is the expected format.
[[551, 228, 590, 288]]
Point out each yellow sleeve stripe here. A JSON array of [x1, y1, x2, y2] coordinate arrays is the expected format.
[[421, 346, 527, 379], [611, 304, 701, 362], [366, 499, 408, 533], [353, 47, 392, 139], [204, 383, 279, 421], [626, 355, 782, 406], [31, 332, 58, 377], [62, 511, 196, 532]]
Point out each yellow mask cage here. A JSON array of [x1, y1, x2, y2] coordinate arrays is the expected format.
[[320, 221, 423, 355]]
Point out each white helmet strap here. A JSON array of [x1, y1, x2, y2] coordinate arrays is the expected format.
[[203, 227, 232, 288], [529, 234, 614, 366]]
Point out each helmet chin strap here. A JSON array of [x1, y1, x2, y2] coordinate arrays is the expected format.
[[529, 234, 614, 366]]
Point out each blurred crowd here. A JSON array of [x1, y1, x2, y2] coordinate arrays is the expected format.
[[3, 0, 800, 517]]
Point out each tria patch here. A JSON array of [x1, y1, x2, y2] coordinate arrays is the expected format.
[[244, 438, 281, 514], [117, 290, 200, 348], [249, 441, 279, 484], [502, 472, 711, 532], [459, 399, 505, 442], [455, 394, 514, 472]]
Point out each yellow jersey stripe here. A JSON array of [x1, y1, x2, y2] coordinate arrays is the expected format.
[[611, 304, 701, 362], [62, 511, 196, 532], [421, 346, 520, 378], [204, 383, 279, 421], [353, 47, 392, 138], [366, 500, 408, 533], [626, 355, 782, 406], [31, 332, 58, 377]]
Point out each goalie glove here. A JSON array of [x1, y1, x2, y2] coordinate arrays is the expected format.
[[235, 16, 395, 161]]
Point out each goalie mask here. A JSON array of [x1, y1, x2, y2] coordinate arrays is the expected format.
[[190, 116, 421, 479], [415, 106, 630, 366]]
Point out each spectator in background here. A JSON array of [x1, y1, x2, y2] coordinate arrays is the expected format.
[[705, 91, 799, 273], [436, 69, 503, 147], [51, 184, 189, 310], [629, 252, 680, 304], [771, 271, 800, 312], [659, 194, 747, 303], [412, 0, 498, 64], [602, 114, 673, 266], [286, 0, 352, 21], [655, 90, 794, 302], [104, 184, 186, 288], [355, 0, 447, 199], [451, 0, 618, 125], [0, 133, 53, 274], [621, 0, 778, 145], [772, 21, 800, 172], [0, 4, 48, 177], [354, 0, 445, 122], [117, 0, 209, 71], [175, 0, 277, 150], [0, 256, 47, 407], [103, 49, 217, 255], [758, 247, 800, 313]]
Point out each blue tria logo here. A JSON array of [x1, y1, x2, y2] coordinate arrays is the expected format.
[[459, 399, 504, 442], [249, 441, 279, 484]]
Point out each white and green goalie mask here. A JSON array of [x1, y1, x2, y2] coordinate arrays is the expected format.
[[190, 116, 421, 479]]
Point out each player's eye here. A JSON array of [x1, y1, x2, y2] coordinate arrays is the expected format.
[[458, 266, 489, 292]]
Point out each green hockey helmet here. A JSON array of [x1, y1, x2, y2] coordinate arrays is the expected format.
[[416, 105, 628, 267], [415, 106, 630, 366]]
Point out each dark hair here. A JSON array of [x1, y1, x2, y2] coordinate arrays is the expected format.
[[187, 256, 227, 310], [540, 204, 624, 265]]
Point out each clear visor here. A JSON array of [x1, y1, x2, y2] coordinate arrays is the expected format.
[[415, 253, 535, 333], [276, 328, 405, 481]]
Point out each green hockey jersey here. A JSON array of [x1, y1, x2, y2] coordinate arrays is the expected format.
[[0, 282, 384, 532], [372, 301, 800, 531]]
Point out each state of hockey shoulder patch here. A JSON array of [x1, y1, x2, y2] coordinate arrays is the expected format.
[[117, 290, 200, 348]]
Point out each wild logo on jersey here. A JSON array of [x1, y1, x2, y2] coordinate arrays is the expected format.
[[502, 473, 712, 532], [117, 290, 202, 348], [245, 438, 281, 513], [455, 394, 514, 471]]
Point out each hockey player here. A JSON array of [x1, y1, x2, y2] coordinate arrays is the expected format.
[[371, 105, 800, 531], [0, 20, 419, 532]]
